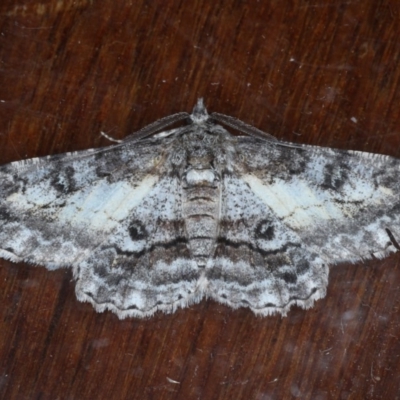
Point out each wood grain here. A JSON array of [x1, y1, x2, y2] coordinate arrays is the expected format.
[[0, 1, 400, 399]]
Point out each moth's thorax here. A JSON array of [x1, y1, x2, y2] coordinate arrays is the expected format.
[[185, 168, 216, 185]]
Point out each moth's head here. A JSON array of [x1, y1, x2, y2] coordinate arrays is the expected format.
[[190, 98, 209, 125]]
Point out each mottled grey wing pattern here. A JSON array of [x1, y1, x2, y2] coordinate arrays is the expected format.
[[0, 137, 201, 318], [1, 99, 400, 319], [237, 137, 400, 260], [208, 172, 328, 316], [208, 136, 400, 315], [0, 141, 160, 267]]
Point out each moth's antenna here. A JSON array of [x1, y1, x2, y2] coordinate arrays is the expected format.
[[211, 112, 278, 142], [123, 111, 190, 142]]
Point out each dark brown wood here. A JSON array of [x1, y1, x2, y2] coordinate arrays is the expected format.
[[1, 1, 400, 399]]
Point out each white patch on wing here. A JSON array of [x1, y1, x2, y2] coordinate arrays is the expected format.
[[59, 175, 158, 231], [7, 184, 57, 207], [243, 174, 345, 228], [243, 174, 392, 229], [378, 185, 394, 196]]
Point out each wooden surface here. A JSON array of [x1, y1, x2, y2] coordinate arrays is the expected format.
[[1, 1, 400, 399]]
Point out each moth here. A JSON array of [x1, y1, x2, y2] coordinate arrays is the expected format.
[[1, 99, 399, 318]]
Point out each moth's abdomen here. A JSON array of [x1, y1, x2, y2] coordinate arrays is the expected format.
[[182, 169, 220, 267]]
